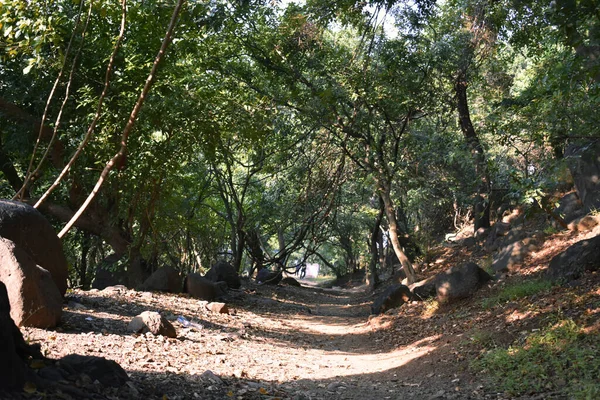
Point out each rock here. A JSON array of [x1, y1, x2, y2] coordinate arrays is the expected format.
[[568, 214, 600, 233], [371, 284, 413, 314], [128, 311, 176, 338], [565, 141, 600, 212], [256, 269, 282, 285], [326, 381, 346, 392], [199, 370, 223, 385], [140, 266, 182, 293], [484, 221, 512, 252], [436, 262, 492, 304], [474, 227, 489, 242], [553, 192, 586, 225], [92, 253, 127, 290], [184, 273, 228, 301], [492, 239, 538, 273], [206, 302, 229, 314], [59, 354, 129, 387], [280, 277, 302, 287], [547, 234, 600, 282], [204, 261, 241, 289], [494, 221, 511, 236], [0, 238, 62, 328], [0, 281, 27, 391], [461, 237, 476, 248], [410, 277, 437, 300], [0, 200, 68, 295]]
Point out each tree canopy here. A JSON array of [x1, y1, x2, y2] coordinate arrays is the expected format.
[[1, 0, 597, 288]]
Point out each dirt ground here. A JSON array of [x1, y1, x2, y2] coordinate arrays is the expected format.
[[14, 222, 600, 400]]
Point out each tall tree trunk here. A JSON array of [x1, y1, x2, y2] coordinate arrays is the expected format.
[[455, 73, 490, 231], [366, 195, 384, 290], [378, 181, 416, 284]]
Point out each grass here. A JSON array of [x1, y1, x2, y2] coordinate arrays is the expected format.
[[482, 278, 553, 309], [472, 319, 600, 399]]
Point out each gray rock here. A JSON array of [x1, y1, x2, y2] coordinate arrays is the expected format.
[[128, 311, 176, 338], [205, 261, 241, 289], [184, 273, 228, 300], [0, 200, 68, 295], [566, 141, 600, 212], [436, 262, 492, 304], [371, 284, 413, 314], [0, 238, 62, 328], [547, 234, 600, 282], [59, 354, 129, 387], [492, 238, 538, 273], [140, 266, 182, 293]]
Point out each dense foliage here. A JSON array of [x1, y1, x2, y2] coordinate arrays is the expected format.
[[1, 0, 597, 287]]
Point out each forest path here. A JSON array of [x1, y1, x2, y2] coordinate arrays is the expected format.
[[22, 280, 486, 400], [232, 281, 480, 400]]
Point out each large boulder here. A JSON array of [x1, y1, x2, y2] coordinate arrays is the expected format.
[[547, 235, 600, 282], [255, 268, 282, 285], [0, 200, 68, 295], [435, 262, 492, 304], [140, 266, 182, 293], [410, 277, 438, 300], [492, 238, 539, 274], [92, 253, 127, 290], [553, 192, 586, 225], [59, 354, 129, 387], [204, 261, 241, 289], [0, 238, 62, 328], [183, 273, 228, 301], [0, 281, 27, 391], [566, 141, 600, 212], [371, 284, 413, 315]]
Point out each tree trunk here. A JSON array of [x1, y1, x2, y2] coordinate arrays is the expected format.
[[455, 73, 491, 231], [366, 195, 384, 290], [378, 181, 416, 284]]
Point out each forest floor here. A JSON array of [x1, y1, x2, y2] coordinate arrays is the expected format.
[[17, 221, 600, 400]]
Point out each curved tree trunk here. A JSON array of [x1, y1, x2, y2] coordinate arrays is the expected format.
[[455, 73, 491, 231], [378, 181, 416, 284]]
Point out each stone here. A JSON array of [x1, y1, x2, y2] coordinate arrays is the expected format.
[[204, 261, 241, 289], [567, 214, 600, 233], [565, 141, 600, 212], [0, 281, 27, 391], [0, 238, 62, 328], [140, 266, 182, 293], [371, 284, 413, 314], [280, 277, 302, 287], [128, 311, 176, 338], [547, 234, 600, 282], [200, 370, 223, 385], [206, 302, 229, 314], [410, 277, 437, 300], [92, 253, 127, 290], [184, 273, 228, 301], [435, 262, 492, 304], [256, 269, 282, 285], [474, 227, 489, 242], [553, 192, 585, 225], [59, 354, 129, 387], [492, 239, 538, 273], [0, 200, 68, 295], [494, 221, 511, 236]]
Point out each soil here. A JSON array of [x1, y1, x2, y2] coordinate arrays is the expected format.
[[12, 218, 600, 400]]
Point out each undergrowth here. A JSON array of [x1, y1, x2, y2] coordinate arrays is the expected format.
[[472, 318, 600, 399], [481, 279, 553, 309]]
